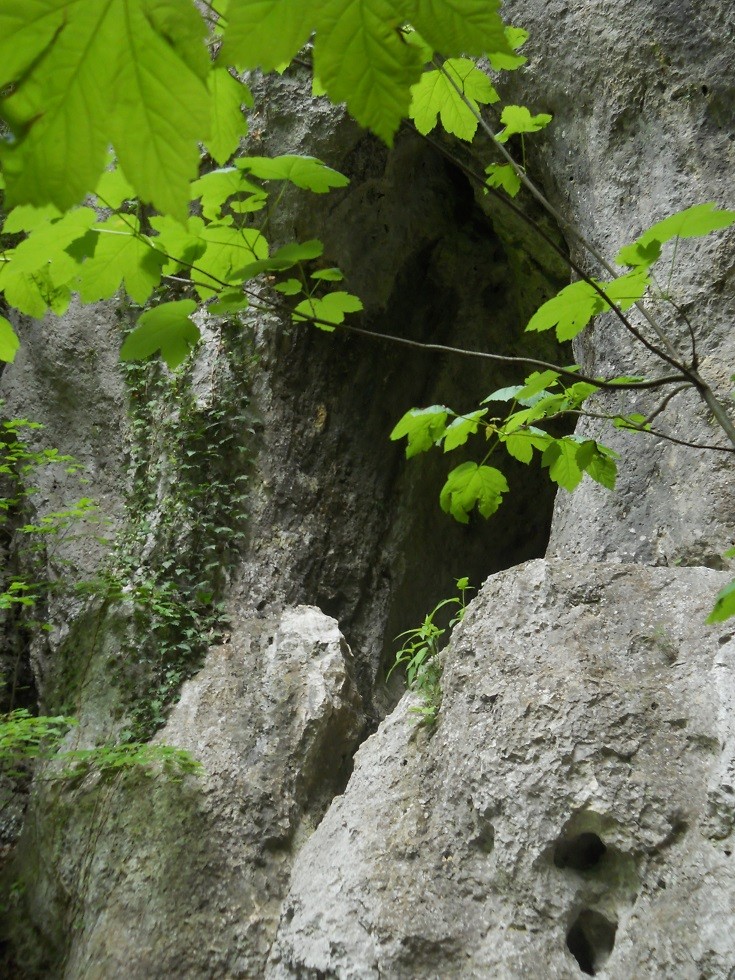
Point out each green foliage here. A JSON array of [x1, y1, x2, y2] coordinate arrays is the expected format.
[[440, 462, 508, 523], [0, 709, 199, 783], [0, 0, 212, 220], [495, 104, 553, 143], [120, 300, 200, 369], [706, 579, 735, 625], [616, 203, 735, 268], [526, 268, 649, 342], [0, 0, 733, 659], [110, 321, 255, 740], [410, 58, 499, 141], [0, 413, 93, 624], [484, 163, 521, 197], [0, 316, 19, 362], [0, 709, 73, 773], [707, 548, 735, 625], [387, 577, 473, 723]]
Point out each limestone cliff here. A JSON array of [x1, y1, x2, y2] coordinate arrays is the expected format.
[[1, 0, 734, 977]]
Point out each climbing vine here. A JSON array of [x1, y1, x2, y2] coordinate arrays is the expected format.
[[103, 314, 255, 740]]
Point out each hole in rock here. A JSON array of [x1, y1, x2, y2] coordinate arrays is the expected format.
[[264, 130, 571, 715], [566, 910, 617, 975], [555, 832, 607, 871]]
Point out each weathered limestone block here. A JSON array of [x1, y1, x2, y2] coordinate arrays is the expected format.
[[269, 560, 735, 979], [497, 0, 735, 566], [7, 606, 364, 979]]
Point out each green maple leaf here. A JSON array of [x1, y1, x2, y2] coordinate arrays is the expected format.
[[616, 203, 735, 267], [496, 104, 552, 144], [502, 427, 551, 464], [0, 0, 211, 221], [0, 207, 97, 316], [0, 316, 20, 363], [120, 300, 200, 369], [487, 26, 528, 70], [292, 291, 363, 331], [581, 443, 617, 490], [442, 409, 488, 452], [407, 0, 512, 58], [77, 215, 165, 304], [191, 223, 269, 298], [484, 163, 521, 197], [220, 0, 319, 72], [191, 168, 266, 221], [3, 203, 61, 234], [526, 281, 601, 340], [313, 0, 424, 144], [237, 155, 349, 193], [234, 240, 324, 279], [527, 269, 649, 341], [149, 215, 207, 274], [600, 267, 650, 311], [541, 438, 584, 491], [206, 68, 253, 165], [410, 59, 499, 141], [707, 579, 735, 624], [390, 406, 449, 458], [439, 462, 508, 523], [94, 165, 135, 210]]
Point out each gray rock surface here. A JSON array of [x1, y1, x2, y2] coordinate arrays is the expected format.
[[1, 0, 734, 977], [497, 0, 735, 566], [268, 2, 735, 977], [269, 561, 735, 979], [11, 605, 364, 979]]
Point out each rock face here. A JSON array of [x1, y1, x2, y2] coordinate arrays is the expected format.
[[266, 2, 735, 977], [269, 561, 735, 978], [2, 0, 735, 977]]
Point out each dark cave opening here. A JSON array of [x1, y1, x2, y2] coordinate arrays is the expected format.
[[566, 909, 617, 975], [267, 130, 572, 715]]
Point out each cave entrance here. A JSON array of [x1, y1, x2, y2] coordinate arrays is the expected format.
[[269, 131, 570, 714]]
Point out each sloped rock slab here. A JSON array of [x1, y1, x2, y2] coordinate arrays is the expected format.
[[269, 560, 735, 979]]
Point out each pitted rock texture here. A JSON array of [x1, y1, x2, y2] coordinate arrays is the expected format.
[[269, 560, 735, 979], [8, 606, 364, 979], [497, 0, 735, 567]]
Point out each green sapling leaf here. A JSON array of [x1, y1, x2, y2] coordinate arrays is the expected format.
[[0, 316, 20, 363], [501, 427, 551, 464], [484, 163, 521, 197], [439, 462, 509, 523], [219, 0, 318, 72], [390, 406, 449, 459], [496, 105, 552, 143], [707, 578, 735, 624], [518, 370, 561, 399], [237, 155, 349, 193], [617, 203, 735, 267], [582, 444, 617, 489], [120, 300, 200, 370], [274, 279, 303, 295], [443, 409, 488, 452], [541, 438, 583, 491], [487, 26, 528, 70], [206, 68, 252, 165], [292, 291, 363, 331], [408, 0, 513, 59], [410, 59, 499, 141], [77, 215, 165, 304], [311, 268, 344, 282]]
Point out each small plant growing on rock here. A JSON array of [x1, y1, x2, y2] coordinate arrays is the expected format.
[[388, 577, 473, 724]]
